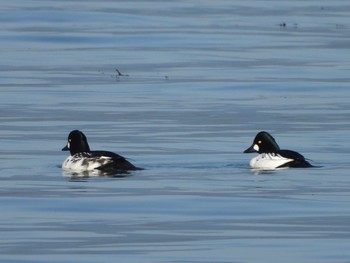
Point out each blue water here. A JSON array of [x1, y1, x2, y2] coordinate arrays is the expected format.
[[1, 1, 350, 262]]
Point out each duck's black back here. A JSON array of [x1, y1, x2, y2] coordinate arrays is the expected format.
[[91, 150, 143, 171], [277, 149, 313, 168]]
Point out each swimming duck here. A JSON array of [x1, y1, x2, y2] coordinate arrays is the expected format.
[[62, 130, 142, 174], [244, 131, 313, 169]]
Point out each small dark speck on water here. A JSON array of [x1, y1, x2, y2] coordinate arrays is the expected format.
[[115, 68, 129, 77]]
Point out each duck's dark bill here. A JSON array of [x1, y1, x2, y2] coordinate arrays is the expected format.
[[244, 145, 256, 153], [62, 145, 69, 151]]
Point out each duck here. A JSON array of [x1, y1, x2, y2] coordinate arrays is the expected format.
[[243, 131, 313, 169], [62, 130, 142, 174]]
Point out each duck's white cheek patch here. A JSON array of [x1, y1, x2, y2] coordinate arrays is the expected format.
[[253, 144, 259, 151], [67, 142, 70, 149]]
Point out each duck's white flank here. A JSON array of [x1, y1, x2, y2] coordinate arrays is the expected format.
[[249, 153, 293, 170], [62, 154, 112, 172]]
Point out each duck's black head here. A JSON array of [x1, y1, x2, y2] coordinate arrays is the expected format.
[[244, 131, 280, 154], [62, 130, 91, 155]]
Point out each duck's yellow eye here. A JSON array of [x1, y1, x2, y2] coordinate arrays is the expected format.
[[258, 140, 262, 144]]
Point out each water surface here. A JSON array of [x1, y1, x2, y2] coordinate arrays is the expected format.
[[1, 1, 350, 262]]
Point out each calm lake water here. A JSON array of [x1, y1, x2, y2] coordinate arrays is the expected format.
[[1, 1, 350, 262]]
